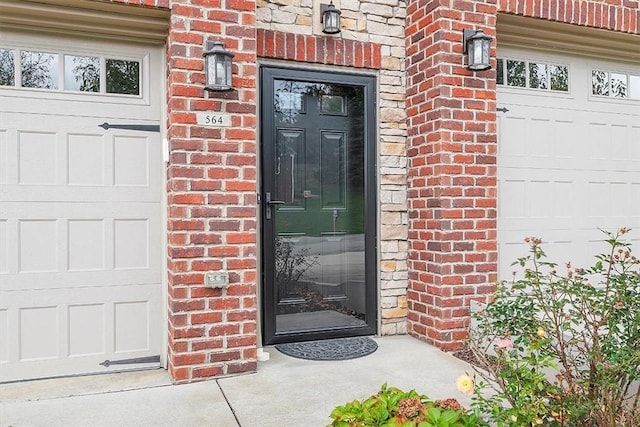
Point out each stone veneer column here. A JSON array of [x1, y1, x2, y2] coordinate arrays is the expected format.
[[404, 0, 498, 350], [165, 0, 258, 382], [257, 0, 410, 335]]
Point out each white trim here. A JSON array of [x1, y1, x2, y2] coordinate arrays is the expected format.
[[159, 43, 168, 371], [497, 14, 640, 64]]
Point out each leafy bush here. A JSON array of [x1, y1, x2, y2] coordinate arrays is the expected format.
[[328, 383, 487, 427], [469, 228, 640, 426]]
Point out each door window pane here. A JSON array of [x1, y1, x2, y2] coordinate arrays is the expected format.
[[106, 59, 140, 95], [275, 91, 305, 113], [65, 55, 99, 92], [0, 49, 15, 86], [320, 95, 346, 114], [21, 51, 58, 89], [272, 80, 368, 335]]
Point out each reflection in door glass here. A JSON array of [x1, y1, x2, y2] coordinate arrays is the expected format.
[[106, 59, 140, 95], [21, 51, 58, 89], [528, 62, 548, 89], [610, 73, 627, 98], [65, 55, 100, 92], [549, 65, 569, 92], [592, 70, 609, 96], [272, 79, 367, 334], [506, 59, 525, 87]]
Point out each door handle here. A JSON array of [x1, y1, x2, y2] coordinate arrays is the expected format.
[[265, 192, 285, 220]]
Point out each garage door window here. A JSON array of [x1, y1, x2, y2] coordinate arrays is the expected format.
[[0, 48, 15, 86], [0, 47, 141, 96], [21, 50, 59, 89], [64, 55, 100, 92], [497, 58, 569, 92], [592, 69, 640, 100]]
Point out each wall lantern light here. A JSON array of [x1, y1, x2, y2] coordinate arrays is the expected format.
[[462, 29, 492, 71], [203, 41, 234, 91], [320, 1, 341, 34]]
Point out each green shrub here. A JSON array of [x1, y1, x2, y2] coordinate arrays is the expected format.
[[328, 383, 487, 427], [469, 228, 640, 426]]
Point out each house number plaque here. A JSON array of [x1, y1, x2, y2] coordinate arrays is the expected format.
[[197, 112, 232, 127]]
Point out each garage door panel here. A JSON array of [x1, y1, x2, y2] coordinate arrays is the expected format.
[[1, 187, 161, 203], [500, 179, 636, 225], [499, 228, 611, 276], [2, 270, 162, 292], [0, 214, 162, 290], [0, 283, 161, 381], [498, 116, 526, 157], [0, 220, 7, 274], [67, 133, 107, 186], [0, 201, 160, 218], [0, 112, 162, 191], [528, 118, 554, 157]]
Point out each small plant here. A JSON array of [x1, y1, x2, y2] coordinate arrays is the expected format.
[[328, 383, 487, 427], [469, 228, 640, 426]]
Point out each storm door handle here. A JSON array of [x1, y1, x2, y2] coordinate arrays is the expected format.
[[265, 192, 285, 220]]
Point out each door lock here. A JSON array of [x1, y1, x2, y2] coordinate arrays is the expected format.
[[265, 192, 285, 220]]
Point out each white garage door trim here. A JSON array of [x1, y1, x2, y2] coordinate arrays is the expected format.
[[496, 43, 640, 281], [497, 14, 640, 63], [0, 0, 169, 44], [0, 24, 167, 382]]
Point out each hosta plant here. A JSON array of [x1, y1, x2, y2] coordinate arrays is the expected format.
[[469, 228, 640, 426], [328, 383, 487, 427]]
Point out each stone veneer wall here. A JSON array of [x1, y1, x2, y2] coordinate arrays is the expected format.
[[256, 0, 410, 335], [256, 0, 408, 335]]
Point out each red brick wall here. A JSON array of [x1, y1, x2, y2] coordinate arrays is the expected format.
[[405, 0, 499, 351], [113, 0, 259, 383], [256, 29, 382, 69], [405, 0, 637, 351], [165, 0, 258, 383]]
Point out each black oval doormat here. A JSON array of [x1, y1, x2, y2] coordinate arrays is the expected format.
[[274, 336, 378, 361]]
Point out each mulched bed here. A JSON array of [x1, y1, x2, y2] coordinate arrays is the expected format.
[[452, 344, 483, 368]]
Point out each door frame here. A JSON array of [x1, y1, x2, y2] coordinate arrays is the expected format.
[[259, 65, 378, 345]]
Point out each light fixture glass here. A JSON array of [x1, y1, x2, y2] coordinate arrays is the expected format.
[[463, 29, 492, 71], [321, 1, 341, 34], [203, 41, 234, 91]]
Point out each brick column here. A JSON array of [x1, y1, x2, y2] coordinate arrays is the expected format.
[[405, 0, 498, 350], [166, 0, 258, 382]]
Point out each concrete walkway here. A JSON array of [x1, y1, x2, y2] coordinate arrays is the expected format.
[[0, 336, 473, 427]]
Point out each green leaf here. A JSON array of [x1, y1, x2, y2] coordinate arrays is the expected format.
[[440, 410, 460, 424], [426, 407, 442, 422]]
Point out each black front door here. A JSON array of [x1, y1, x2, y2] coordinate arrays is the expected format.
[[260, 67, 377, 344]]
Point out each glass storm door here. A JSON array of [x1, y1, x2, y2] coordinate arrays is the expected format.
[[260, 67, 377, 344]]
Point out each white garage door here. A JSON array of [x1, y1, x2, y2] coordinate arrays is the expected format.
[[0, 31, 164, 382], [498, 47, 640, 279]]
